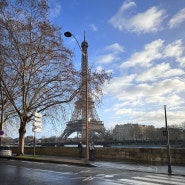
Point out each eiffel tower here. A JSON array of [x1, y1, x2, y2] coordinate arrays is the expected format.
[[61, 34, 105, 140]]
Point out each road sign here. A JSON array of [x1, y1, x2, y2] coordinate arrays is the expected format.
[[32, 127, 42, 133], [34, 117, 42, 122], [33, 122, 42, 128], [33, 111, 42, 133], [34, 111, 42, 118], [0, 130, 4, 137]]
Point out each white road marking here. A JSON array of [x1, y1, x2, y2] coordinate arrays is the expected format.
[[146, 175, 185, 183], [21, 161, 44, 165], [57, 164, 70, 167], [134, 176, 185, 185], [96, 174, 106, 177], [82, 176, 94, 181], [119, 174, 185, 185], [7, 165, 17, 167], [79, 170, 91, 173], [119, 178, 160, 185], [103, 175, 115, 178], [34, 169, 73, 175]]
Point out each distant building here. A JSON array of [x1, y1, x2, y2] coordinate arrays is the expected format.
[[24, 136, 34, 145], [113, 124, 133, 141], [113, 123, 152, 141]]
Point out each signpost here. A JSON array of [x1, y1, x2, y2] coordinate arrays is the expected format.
[[32, 111, 42, 156], [0, 130, 4, 146]]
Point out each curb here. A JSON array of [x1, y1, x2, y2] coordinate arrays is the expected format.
[[0, 156, 96, 167]]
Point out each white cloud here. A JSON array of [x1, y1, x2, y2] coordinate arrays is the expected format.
[[103, 43, 124, 53], [103, 67, 185, 125], [120, 0, 136, 11], [89, 24, 98, 31], [109, 96, 185, 126], [104, 75, 136, 96], [105, 80, 185, 125], [121, 39, 185, 69], [128, 109, 185, 125], [169, 8, 185, 28], [96, 54, 117, 64], [164, 40, 185, 66], [96, 43, 124, 64], [177, 57, 185, 66], [111, 106, 169, 127], [163, 69, 185, 78], [109, 1, 166, 34], [164, 40, 184, 58], [128, 7, 166, 33], [109, 0, 136, 30], [121, 39, 164, 68], [129, 79, 185, 98], [137, 63, 184, 82], [104, 70, 185, 108], [137, 63, 170, 82], [49, 2, 62, 18], [102, 37, 185, 126]]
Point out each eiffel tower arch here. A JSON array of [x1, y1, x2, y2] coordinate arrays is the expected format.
[[61, 34, 105, 140]]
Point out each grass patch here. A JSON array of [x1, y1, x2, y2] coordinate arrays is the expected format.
[[16, 155, 44, 160]]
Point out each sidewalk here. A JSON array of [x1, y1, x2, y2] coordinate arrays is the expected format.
[[94, 161, 185, 176], [8, 154, 185, 176], [10, 155, 95, 167]]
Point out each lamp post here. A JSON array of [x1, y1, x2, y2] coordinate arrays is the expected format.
[[0, 78, 5, 146], [64, 31, 89, 161], [164, 105, 172, 174]]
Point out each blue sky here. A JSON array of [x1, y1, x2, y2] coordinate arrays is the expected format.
[[5, 0, 185, 138], [49, 0, 185, 136]]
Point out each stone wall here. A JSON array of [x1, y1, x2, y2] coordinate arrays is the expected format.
[[95, 147, 185, 165], [12, 147, 185, 165]]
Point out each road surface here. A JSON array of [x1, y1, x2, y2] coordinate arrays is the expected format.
[[0, 159, 185, 185]]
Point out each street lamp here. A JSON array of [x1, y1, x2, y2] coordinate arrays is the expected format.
[[64, 32, 86, 56], [64, 31, 89, 161], [164, 105, 172, 174]]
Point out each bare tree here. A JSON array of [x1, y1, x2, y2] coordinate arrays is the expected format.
[[0, 0, 79, 155], [0, 46, 17, 144], [180, 122, 185, 140], [145, 125, 156, 141], [0, 0, 111, 155], [103, 128, 113, 141]]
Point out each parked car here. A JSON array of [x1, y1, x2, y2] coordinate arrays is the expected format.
[[0, 146, 12, 157]]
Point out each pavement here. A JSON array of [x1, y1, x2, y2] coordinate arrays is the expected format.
[[2, 154, 185, 176]]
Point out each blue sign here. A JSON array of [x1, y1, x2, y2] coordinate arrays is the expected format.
[[0, 130, 4, 136]]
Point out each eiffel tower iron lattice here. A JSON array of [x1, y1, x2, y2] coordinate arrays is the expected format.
[[61, 34, 105, 140]]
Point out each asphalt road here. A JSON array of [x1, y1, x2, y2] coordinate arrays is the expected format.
[[0, 158, 185, 185]]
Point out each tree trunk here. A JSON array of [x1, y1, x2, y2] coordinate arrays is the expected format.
[[0, 101, 4, 145], [0, 122, 2, 145], [18, 123, 26, 155]]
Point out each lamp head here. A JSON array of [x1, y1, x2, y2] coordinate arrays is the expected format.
[[64, 32, 72, 37]]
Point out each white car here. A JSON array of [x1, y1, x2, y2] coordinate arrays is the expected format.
[[0, 146, 12, 157]]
